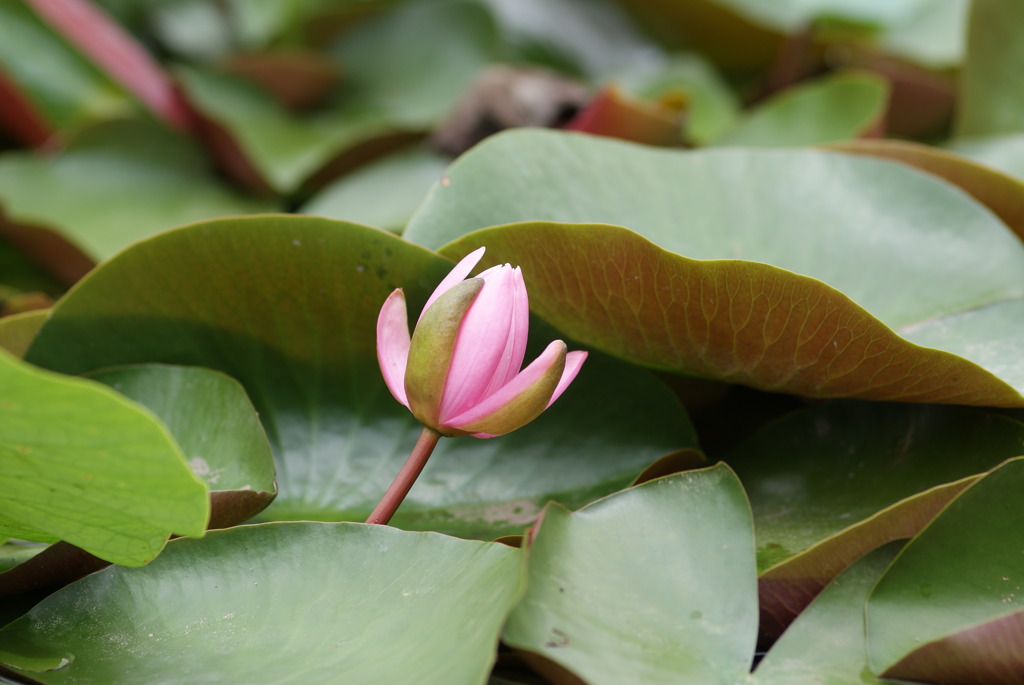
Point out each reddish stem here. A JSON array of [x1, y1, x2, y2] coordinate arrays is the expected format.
[[366, 427, 442, 525]]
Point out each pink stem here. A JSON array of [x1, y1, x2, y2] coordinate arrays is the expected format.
[[366, 427, 442, 525]]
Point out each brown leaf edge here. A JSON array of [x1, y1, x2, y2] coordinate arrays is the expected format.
[[442, 222, 1024, 407], [758, 475, 978, 644]]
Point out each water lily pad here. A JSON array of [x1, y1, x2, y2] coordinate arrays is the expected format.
[[0, 522, 522, 684], [947, 133, 1024, 182], [0, 119, 277, 263], [830, 138, 1024, 240], [403, 130, 1024, 404], [722, 401, 1024, 639], [503, 465, 757, 685], [751, 543, 900, 684], [24, 216, 696, 539], [717, 71, 889, 147], [300, 146, 449, 233], [0, 349, 208, 566], [866, 456, 1024, 682], [955, 0, 1024, 137], [0, 311, 46, 358]]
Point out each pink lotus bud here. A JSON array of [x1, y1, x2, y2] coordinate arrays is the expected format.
[[376, 247, 587, 437]]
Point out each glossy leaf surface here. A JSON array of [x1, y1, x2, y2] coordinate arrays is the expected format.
[[24, 216, 696, 538], [504, 465, 757, 685], [0, 350, 208, 566], [0, 523, 521, 684], [867, 457, 1024, 683]]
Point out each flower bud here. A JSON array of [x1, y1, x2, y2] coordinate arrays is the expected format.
[[376, 247, 587, 437]]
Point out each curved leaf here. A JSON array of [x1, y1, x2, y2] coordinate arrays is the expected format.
[[751, 544, 900, 685], [0, 349, 208, 566], [439, 222, 1023, 405], [867, 457, 1024, 682], [947, 133, 1024, 182], [403, 131, 1024, 403], [0, 522, 521, 684], [0, 364, 276, 597], [0, 311, 46, 358], [0, 119, 277, 263], [176, 0, 499, 192], [406, 132, 1024, 331], [25, 216, 696, 538], [503, 465, 757, 685], [300, 146, 449, 233], [830, 138, 1024, 240], [717, 71, 889, 148], [956, 0, 1024, 137], [723, 401, 1024, 638], [0, 1, 128, 134]]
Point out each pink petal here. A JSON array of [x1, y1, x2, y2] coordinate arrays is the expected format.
[[546, 350, 588, 408], [437, 265, 517, 422], [478, 266, 530, 398], [376, 289, 411, 407], [445, 340, 567, 432], [419, 246, 486, 321]]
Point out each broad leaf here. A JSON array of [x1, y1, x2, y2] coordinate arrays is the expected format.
[[89, 364, 277, 522], [440, 221, 1024, 405], [0, 349, 208, 566], [750, 544, 900, 685], [24, 216, 696, 539], [947, 133, 1024, 182], [0, 119, 277, 263], [176, 0, 499, 192], [717, 71, 889, 148], [503, 465, 757, 685], [0, 364, 276, 597], [867, 456, 1024, 683], [723, 402, 1024, 638], [955, 0, 1024, 137], [403, 130, 1024, 403], [830, 138, 1024, 240], [0, 311, 47, 359], [0, 523, 522, 684], [300, 146, 449, 233]]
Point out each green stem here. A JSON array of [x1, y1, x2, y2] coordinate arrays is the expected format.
[[366, 426, 442, 525]]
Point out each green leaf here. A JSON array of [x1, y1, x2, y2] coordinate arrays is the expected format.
[[404, 130, 1024, 404], [725, 402, 1024, 638], [0, 311, 47, 359], [751, 543, 900, 685], [716, 71, 889, 148], [89, 365, 277, 514], [329, 0, 501, 129], [0, 1, 130, 133], [0, 119, 277, 262], [0, 364, 276, 599], [866, 456, 1024, 682], [955, 0, 1024, 137], [300, 147, 449, 233], [830, 139, 1024, 241], [0, 522, 522, 684], [503, 465, 757, 685], [616, 54, 740, 146], [0, 349, 208, 566], [175, 0, 499, 192], [24, 216, 696, 539], [947, 133, 1024, 183]]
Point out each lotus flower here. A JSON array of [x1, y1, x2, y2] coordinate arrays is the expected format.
[[376, 247, 587, 437]]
